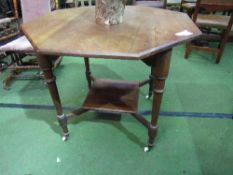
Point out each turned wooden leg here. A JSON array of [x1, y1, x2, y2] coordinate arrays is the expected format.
[[148, 49, 172, 149], [84, 57, 92, 89], [37, 54, 69, 141]]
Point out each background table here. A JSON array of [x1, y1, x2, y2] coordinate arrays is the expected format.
[[21, 6, 201, 151]]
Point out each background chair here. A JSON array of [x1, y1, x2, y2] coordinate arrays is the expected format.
[[180, 0, 196, 17], [0, 0, 20, 71], [75, 0, 93, 6], [184, 0, 233, 64], [0, 0, 61, 89], [0, 0, 19, 42], [65, 0, 94, 7], [132, 0, 167, 8]]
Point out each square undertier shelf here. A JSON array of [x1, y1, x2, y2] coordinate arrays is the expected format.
[[82, 79, 139, 113]]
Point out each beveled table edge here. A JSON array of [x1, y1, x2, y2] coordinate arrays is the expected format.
[[20, 6, 202, 60]]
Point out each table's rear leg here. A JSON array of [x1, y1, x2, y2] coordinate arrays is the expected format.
[[84, 57, 96, 89], [145, 50, 172, 152], [145, 67, 153, 100], [38, 54, 69, 141]]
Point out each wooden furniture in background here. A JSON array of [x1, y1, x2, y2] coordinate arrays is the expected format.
[[132, 0, 167, 8], [0, 0, 61, 89], [64, 0, 74, 7], [0, 0, 20, 42], [0, 52, 8, 71], [76, 0, 93, 6], [229, 31, 233, 41], [21, 6, 200, 151], [180, 0, 196, 16], [0, 17, 19, 43], [184, 0, 233, 64], [0, 0, 19, 71], [65, 0, 94, 7]]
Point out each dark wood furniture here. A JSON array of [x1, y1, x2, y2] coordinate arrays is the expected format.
[[180, 0, 196, 16], [21, 6, 201, 151], [0, 0, 19, 42], [0, 52, 7, 71], [0, 17, 19, 43], [132, 0, 167, 8], [0, 0, 19, 72], [0, 0, 61, 89], [184, 0, 233, 64], [65, 0, 94, 7]]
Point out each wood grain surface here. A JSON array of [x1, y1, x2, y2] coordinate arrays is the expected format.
[[21, 6, 201, 59]]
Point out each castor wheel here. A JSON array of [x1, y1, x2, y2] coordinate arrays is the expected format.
[[62, 133, 69, 141], [145, 94, 152, 100], [144, 146, 150, 152], [144, 145, 153, 152]]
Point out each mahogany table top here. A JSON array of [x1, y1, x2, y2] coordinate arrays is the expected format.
[[21, 6, 201, 60]]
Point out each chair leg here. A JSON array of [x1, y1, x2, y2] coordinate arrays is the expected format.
[[9, 53, 16, 65], [3, 69, 20, 90], [184, 42, 191, 59], [84, 57, 92, 89], [180, 6, 183, 12], [215, 51, 222, 64], [187, 9, 194, 17], [2, 53, 46, 89], [215, 30, 229, 64], [3, 76, 13, 90], [180, 0, 184, 12], [2, 53, 20, 89], [15, 53, 23, 65], [2, 54, 62, 89]]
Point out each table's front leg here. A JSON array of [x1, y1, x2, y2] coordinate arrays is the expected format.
[[146, 49, 172, 151], [37, 54, 69, 141]]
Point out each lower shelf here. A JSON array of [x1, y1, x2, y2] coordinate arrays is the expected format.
[[82, 79, 139, 113]]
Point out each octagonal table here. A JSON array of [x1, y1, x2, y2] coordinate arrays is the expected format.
[[21, 6, 201, 151]]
